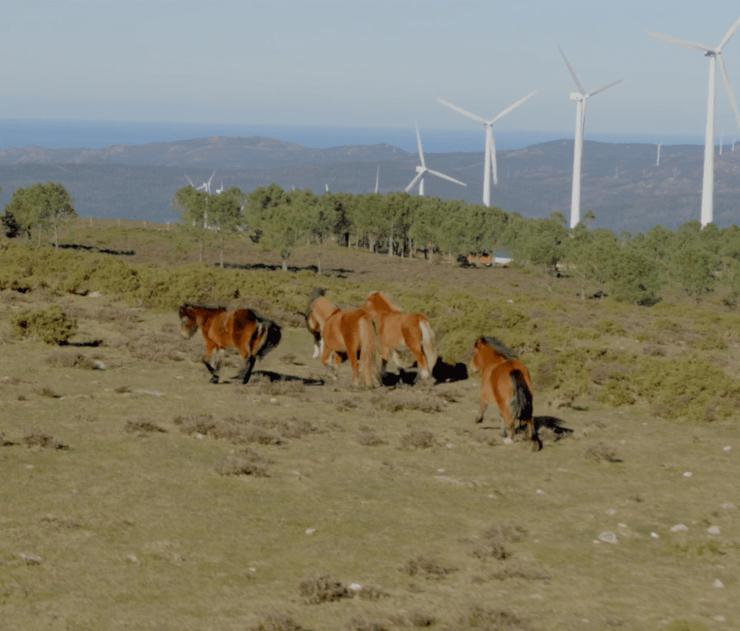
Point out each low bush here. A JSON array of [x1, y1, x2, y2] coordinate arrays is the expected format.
[[12, 305, 77, 344]]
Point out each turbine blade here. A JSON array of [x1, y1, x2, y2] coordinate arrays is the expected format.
[[185, 175, 195, 187], [427, 169, 466, 187], [415, 122, 426, 167], [404, 171, 424, 193], [437, 98, 487, 124], [558, 45, 586, 94], [717, 18, 740, 51], [719, 56, 740, 128], [647, 31, 713, 53], [587, 79, 622, 98], [490, 90, 538, 124]]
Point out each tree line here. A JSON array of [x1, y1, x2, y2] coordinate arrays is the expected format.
[[2, 181, 739, 306]]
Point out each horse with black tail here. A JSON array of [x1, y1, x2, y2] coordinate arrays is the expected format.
[[470, 336, 542, 451], [178, 304, 281, 384], [305, 288, 378, 387]]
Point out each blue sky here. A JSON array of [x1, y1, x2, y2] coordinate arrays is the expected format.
[[1, 0, 739, 140]]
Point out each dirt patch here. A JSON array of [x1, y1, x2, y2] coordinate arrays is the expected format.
[[585, 442, 623, 463], [125, 420, 167, 435], [374, 391, 443, 414], [356, 425, 386, 446], [174, 413, 317, 446], [249, 614, 309, 631], [401, 555, 457, 579], [299, 575, 352, 604], [448, 605, 530, 630], [22, 433, 69, 450], [399, 430, 437, 450], [46, 350, 101, 370], [216, 449, 271, 477], [470, 525, 526, 561]]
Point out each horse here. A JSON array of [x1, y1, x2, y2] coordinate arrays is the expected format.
[[470, 336, 542, 451], [363, 291, 437, 379], [178, 304, 281, 384], [305, 288, 378, 387]]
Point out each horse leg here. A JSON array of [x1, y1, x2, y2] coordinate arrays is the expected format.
[[475, 399, 488, 424], [242, 355, 256, 384], [348, 345, 360, 387], [501, 409, 516, 445], [202, 342, 219, 383]]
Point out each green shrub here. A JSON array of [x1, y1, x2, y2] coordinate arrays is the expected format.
[[12, 305, 77, 344]]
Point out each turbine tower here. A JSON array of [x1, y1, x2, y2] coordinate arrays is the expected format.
[[374, 164, 380, 194], [649, 18, 740, 227], [404, 123, 466, 196], [437, 91, 537, 207], [559, 46, 621, 229]]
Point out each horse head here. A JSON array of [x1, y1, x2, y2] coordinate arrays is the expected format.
[[178, 304, 199, 339]]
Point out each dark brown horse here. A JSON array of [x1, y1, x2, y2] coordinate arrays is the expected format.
[[179, 304, 281, 384], [470, 336, 541, 451]]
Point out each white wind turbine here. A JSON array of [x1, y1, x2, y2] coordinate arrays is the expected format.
[[374, 164, 380, 194], [437, 91, 537, 207], [405, 123, 466, 195], [558, 46, 622, 229], [649, 18, 740, 227]]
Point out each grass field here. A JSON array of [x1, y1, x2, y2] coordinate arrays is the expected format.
[[0, 223, 738, 630]]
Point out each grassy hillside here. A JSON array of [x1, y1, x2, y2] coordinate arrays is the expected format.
[[1, 224, 738, 630]]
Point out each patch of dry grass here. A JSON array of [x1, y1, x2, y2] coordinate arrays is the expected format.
[[216, 449, 271, 477], [401, 555, 457, 579], [124, 420, 167, 435], [356, 425, 386, 447], [46, 350, 100, 370], [299, 575, 352, 604], [22, 433, 69, 450], [174, 413, 317, 446], [585, 442, 623, 463], [249, 614, 310, 631], [399, 430, 437, 450], [448, 605, 530, 631]]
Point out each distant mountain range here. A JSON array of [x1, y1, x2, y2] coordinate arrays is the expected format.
[[0, 135, 738, 232]]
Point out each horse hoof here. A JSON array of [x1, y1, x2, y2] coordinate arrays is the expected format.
[[503, 437, 514, 445], [210, 376, 219, 384]]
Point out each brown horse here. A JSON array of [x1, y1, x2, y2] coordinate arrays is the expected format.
[[179, 304, 281, 384], [363, 291, 437, 379], [470, 336, 542, 451], [305, 288, 378, 387]]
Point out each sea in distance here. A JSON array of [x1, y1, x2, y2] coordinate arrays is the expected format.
[[0, 119, 703, 153]]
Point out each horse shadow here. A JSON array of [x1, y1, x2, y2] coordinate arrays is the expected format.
[[58, 243, 135, 256], [534, 415, 574, 441], [221, 261, 353, 277], [230, 369, 325, 386], [380, 357, 469, 387]]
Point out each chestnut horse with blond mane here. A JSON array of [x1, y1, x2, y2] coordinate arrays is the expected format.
[[363, 291, 437, 379], [305, 288, 378, 387], [470, 336, 542, 451], [179, 304, 281, 384]]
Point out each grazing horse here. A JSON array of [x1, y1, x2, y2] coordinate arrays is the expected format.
[[363, 291, 437, 379], [305, 288, 378, 387], [470, 336, 542, 451], [178, 304, 281, 384]]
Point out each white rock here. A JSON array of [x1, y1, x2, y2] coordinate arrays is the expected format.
[[713, 615, 726, 623], [437, 468, 445, 473], [606, 508, 616, 515], [683, 471, 693, 478], [722, 446, 731, 452], [247, 566, 257, 574], [536, 489, 545, 495], [93, 361, 106, 370], [721, 502, 736, 510], [88, 291, 102, 298], [445, 442, 455, 449], [650, 532, 660, 539], [348, 582, 363, 592], [304, 528, 316, 536], [598, 531, 618, 544], [670, 524, 689, 533], [713, 579, 725, 589], [269, 397, 278, 404], [617, 523, 628, 529], [126, 554, 140, 564], [707, 526, 721, 536]]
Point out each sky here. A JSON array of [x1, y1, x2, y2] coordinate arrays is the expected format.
[[1, 0, 739, 144]]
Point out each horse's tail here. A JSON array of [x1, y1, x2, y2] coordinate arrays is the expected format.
[[419, 317, 438, 378], [509, 369, 541, 451], [358, 314, 379, 387], [255, 319, 282, 359]]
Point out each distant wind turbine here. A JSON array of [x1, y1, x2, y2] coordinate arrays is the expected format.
[[648, 18, 740, 226], [656, 142, 662, 167], [558, 46, 622, 229], [374, 164, 380, 194], [405, 123, 466, 196], [437, 91, 537, 207]]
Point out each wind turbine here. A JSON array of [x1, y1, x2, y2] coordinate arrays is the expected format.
[[437, 91, 537, 207], [648, 18, 740, 226], [656, 142, 662, 167], [405, 123, 466, 196], [559, 46, 622, 229], [374, 164, 380, 194]]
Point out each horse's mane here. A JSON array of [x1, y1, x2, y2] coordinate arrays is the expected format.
[[367, 290, 400, 311], [481, 336, 517, 359]]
